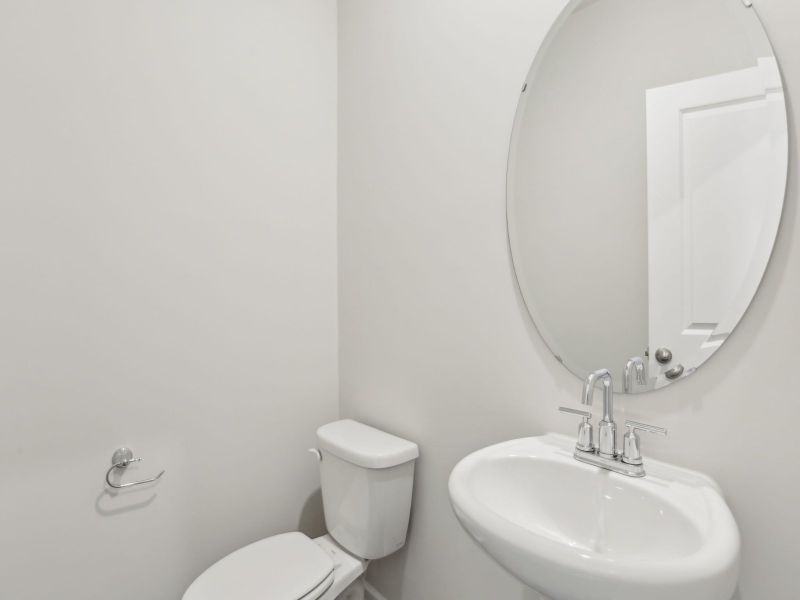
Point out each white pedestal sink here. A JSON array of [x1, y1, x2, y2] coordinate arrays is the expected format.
[[448, 434, 740, 600]]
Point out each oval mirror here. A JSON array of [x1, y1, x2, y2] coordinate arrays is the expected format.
[[508, 0, 788, 393]]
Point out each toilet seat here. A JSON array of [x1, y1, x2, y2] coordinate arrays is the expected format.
[[298, 571, 334, 600], [183, 532, 335, 600]]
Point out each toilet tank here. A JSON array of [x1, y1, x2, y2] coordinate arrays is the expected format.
[[316, 420, 419, 560]]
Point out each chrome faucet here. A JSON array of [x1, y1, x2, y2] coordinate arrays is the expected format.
[[582, 368, 616, 458], [559, 367, 667, 477], [623, 356, 647, 393]]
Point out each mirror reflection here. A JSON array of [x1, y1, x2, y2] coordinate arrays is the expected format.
[[508, 0, 788, 393]]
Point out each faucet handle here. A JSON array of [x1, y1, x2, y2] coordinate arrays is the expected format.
[[558, 407, 594, 452], [624, 420, 667, 436], [558, 406, 591, 419], [622, 420, 667, 465]]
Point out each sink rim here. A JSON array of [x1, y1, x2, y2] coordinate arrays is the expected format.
[[448, 433, 740, 586]]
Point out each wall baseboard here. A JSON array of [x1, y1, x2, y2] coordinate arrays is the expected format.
[[364, 580, 390, 600]]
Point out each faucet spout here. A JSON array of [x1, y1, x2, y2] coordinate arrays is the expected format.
[[583, 368, 616, 458], [582, 368, 614, 423]]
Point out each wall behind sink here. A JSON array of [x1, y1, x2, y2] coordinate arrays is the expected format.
[[0, 1, 338, 599], [338, 1, 800, 598]]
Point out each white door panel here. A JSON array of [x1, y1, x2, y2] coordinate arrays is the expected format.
[[646, 57, 786, 385]]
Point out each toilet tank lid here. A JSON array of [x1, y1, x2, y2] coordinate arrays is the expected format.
[[316, 420, 419, 469]]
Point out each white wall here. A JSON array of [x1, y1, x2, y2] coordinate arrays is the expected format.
[[0, 2, 337, 599], [338, 1, 800, 599]]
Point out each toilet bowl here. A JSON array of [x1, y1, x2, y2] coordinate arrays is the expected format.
[[183, 420, 418, 600]]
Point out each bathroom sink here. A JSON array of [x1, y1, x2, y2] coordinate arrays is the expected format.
[[448, 434, 739, 600]]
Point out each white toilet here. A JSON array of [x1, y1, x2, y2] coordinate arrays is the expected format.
[[183, 419, 419, 600]]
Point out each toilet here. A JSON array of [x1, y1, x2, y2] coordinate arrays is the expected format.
[[183, 419, 419, 600]]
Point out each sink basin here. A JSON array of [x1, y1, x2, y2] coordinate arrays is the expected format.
[[448, 434, 739, 600]]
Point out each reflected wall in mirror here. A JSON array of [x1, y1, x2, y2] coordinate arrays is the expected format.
[[508, 0, 788, 393]]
